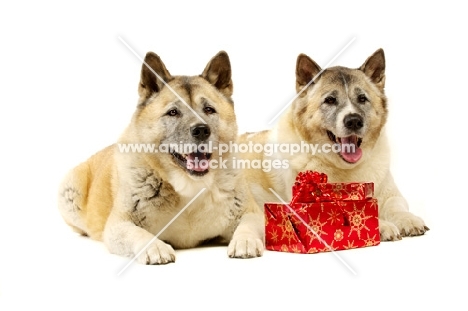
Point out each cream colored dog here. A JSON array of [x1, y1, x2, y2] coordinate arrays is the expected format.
[[239, 49, 429, 241], [58, 51, 264, 264]]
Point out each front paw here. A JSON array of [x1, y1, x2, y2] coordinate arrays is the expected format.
[[136, 239, 176, 265], [379, 219, 402, 241], [227, 235, 264, 259], [392, 211, 429, 237]]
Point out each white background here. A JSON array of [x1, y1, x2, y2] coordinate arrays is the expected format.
[[1, 1, 466, 310]]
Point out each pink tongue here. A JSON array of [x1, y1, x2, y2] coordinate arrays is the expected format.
[[186, 154, 209, 172], [340, 136, 362, 163]]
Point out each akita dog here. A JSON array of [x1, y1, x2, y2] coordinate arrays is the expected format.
[[58, 51, 264, 264], [239, 49, 429, 241]]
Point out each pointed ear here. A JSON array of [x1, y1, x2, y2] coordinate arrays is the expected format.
[[201, 51, 233, 98], [296, 54, 322, 93], [360, 48, 386, 89], [138, 52, 173, 101]]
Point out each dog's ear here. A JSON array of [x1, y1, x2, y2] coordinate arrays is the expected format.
[[201, 51, 233, 98], [296, 54, 322, 93], [360, 48, 386, 89], [138, 52, 173, 101]]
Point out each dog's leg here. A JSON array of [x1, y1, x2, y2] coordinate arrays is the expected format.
[[378, 172, 429, 241], [378, 219, 402, 241], [381, 196, 429, 238], [228, 213, 264, 258], [227, 193, 265, 258], [103, 214, 176, 265], [103, 167, 178, 264]]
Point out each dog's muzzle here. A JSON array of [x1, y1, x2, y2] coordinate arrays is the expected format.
[[170, 124, 213, 177], [326, 113, 365, 164]]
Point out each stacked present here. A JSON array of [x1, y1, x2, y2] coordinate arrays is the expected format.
[[265, 171, 380, 254]]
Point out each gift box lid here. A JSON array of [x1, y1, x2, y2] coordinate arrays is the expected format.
[[291, 171, 374, 204]]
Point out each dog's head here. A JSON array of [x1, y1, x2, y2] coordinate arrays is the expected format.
[[130, 51, 237, 178], [292, 49, 388, 169]]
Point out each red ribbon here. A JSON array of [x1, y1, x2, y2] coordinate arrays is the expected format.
[[291, 171, 328, 205]]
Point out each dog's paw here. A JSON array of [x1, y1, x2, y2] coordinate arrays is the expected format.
[[227, 235, 264, 259], [379, 219, 402, 241], [136, 240, 176, 265], [392, 211, 429, 237]]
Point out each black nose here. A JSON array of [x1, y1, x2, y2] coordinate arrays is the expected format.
[[190, 124, 211, 140], [343, 113, 364, 130]]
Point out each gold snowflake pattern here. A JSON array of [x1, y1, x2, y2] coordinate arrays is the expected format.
[[327, 209, 342, 225], [355, 183, 366, 192], [347, 203, 372, 239], [363, 233, 378, 247], [281, 244, 289, 252], [337, 200, 348, 207], [305, 212, 328, 242], [291, 245, 302, 253], [278, 214, 298, 244], [269, 228, 279, 243], [321, 240, 336, 253], [333, 183, 344, 191], [349, 192, 361, 200], [307, 247, 319, 254], [343, 240, 357, 250], [332, 192, 344, 200], [334, 229, 344, 241], [297, 203, 309, 214]]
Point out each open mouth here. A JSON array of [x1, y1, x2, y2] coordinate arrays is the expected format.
[[171, 150, 212, 176], [327, 131, 363, 164]]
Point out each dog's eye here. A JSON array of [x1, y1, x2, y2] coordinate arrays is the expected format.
[[166, 109, 179, 117], [324, 96, 336, 105], [203, 106, 216, 114], [358, 94, 367, 103]]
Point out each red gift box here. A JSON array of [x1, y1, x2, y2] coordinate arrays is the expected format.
[[265, 171, 380, 254]]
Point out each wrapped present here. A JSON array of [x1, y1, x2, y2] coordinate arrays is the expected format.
[[265, 171, 380, 254]]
